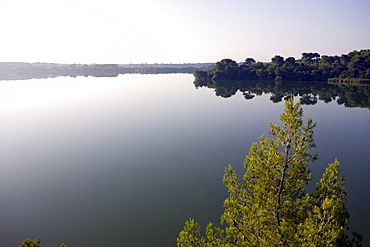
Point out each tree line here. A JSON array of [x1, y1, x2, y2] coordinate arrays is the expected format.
[[194, 49, 370, 82]]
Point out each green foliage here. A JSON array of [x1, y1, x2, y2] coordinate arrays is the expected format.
[[19, 238, 41, 247], [177, 98, 361, 247], [210, 59, 240, 80], [196, 49, 370, 82], [19, 238, 66, 247]]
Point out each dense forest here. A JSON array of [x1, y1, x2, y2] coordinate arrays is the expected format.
[[194, 49, 370, 82]]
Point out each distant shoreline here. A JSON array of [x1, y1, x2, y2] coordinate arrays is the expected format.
[[0, 62, 215, 81]]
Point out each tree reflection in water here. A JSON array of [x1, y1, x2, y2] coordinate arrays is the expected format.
[[194, 79, 370, 110]]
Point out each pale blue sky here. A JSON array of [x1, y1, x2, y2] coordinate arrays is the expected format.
[[0, 0, 369, 64]]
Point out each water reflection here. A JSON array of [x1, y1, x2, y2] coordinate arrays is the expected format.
[[0, 74, 369, 246], [194, 79, 370, 109]]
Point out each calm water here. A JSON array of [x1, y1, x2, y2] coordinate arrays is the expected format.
[[0, 74, 369, 246]]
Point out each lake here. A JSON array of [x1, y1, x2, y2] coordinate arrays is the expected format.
[[0, 74, 369, 246]]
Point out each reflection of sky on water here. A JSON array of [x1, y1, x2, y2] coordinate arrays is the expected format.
[[0, 75, 148, 110], [0, 74, 369, 246]]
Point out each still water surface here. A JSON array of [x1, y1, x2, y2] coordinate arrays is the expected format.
[[0, 74, 369, 246]]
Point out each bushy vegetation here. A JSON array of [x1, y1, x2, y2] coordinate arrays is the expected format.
[[19, 238, 66, 247], [194, 50, 370, 81]]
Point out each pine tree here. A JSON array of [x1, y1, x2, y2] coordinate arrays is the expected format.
[[19, 238, 41, 247], [177, 97, 361, 246], [19, 238, 67, 247]]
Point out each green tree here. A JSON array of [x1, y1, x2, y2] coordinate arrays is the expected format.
[[193, 70, 209, 80], [271, 55, 285, 66], [19, 238, 41, 247], [177, 97, 360, 246], [243, 58, 256, 66], [19, 238, 67, 247], [285, 57, 296, 65], [296, 159, 361, 246], [211, 59, 239, 80], [302, 52, 321, 64]]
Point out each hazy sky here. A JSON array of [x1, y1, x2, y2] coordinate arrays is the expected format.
[[0, 0, 369, 64]]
